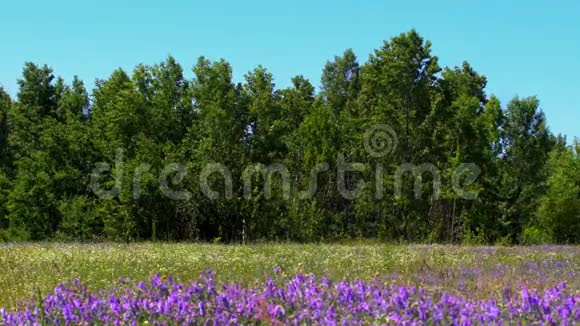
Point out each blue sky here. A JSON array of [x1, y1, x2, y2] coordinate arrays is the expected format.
[[1, 0, 578, 140]]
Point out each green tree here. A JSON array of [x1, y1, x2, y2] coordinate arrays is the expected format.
[[321, 49, 360, 115], [498, 97, 553, 239], [126, 57, 194, 240], [536, 143, 580, 243], [0, 87, 10, 233], [430, 63, 503, 242], [7, 65, 93, 240], [285, 49, 363, 241], [0, 87, 10, 171], [5, 64, 60, 239], [179, 57, 248, 242], [0, 30, 573, 244], [0, 88, 11, 233], [356, 30, 441, 241]]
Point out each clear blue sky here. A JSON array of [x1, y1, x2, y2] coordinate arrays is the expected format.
[[1, 0, 578, 140]]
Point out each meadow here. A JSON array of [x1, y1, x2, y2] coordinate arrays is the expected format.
[[0, 243, 578, 323]]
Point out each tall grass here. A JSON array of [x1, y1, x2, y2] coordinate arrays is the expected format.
[[0, 243, 578, 309]]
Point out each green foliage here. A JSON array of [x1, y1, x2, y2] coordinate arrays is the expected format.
[[0, 87, 10, 170], [0, 30, 575, 244], [0, 171, 10, 235], [521, 225, 552, 245], [498, 97, 553, 237], [462, 227, 488, 246], [57, 197, 102, 241], [0, 88, 11, 233], [536, 145, 580, 243]]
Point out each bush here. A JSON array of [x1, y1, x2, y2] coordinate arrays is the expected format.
[[521, 225, 551, 245]]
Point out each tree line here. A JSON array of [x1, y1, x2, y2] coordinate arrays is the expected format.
[[0, 30, 578, 244]]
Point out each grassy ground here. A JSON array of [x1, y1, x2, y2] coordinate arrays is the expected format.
[[0, 243, 578, 309]]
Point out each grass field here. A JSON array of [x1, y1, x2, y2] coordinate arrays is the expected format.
[[0, 243, 578, 311]]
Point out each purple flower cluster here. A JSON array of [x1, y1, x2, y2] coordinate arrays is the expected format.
[[2, 269, 578, 325]]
